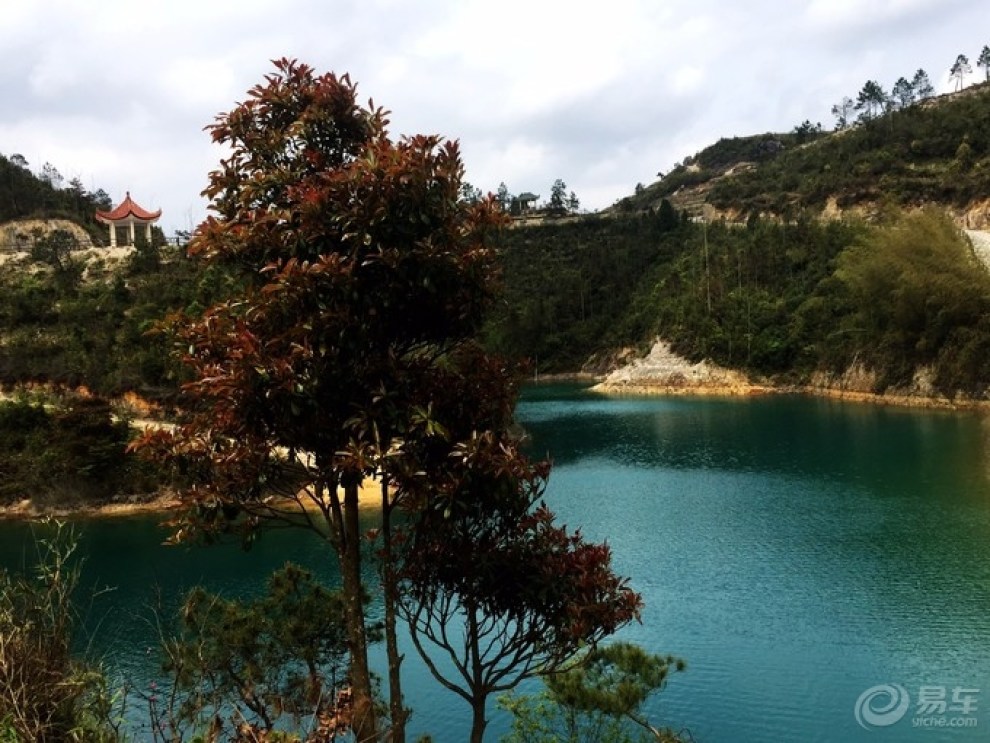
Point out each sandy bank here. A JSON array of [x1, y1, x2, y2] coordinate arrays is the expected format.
[[0, 476, 386, 522]]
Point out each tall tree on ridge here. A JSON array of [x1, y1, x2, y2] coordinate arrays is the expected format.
[[496, 181, 512, 212], [855, 80, 887, 122], [831, 96, 855, 129], [891, 77, 915, 109], [978, 45, 990, 82], [549, 178, 568, 215], [913, 68, 935, 99], [950, 53, 972, 91]]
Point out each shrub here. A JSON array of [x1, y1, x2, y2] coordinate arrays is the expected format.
[[0, 521, 122, 742]]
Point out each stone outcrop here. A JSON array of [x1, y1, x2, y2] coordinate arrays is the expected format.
[[593, 339, 764, 396]]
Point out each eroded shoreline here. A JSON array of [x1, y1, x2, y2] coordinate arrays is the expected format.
[[4, 361, 987, 521], [0, 477, 387, 522]]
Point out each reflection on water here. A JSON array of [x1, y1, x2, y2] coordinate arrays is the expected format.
[[521, 386, 990, 743], [2, 386, 989, 741]]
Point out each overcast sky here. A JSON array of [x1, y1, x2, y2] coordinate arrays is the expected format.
[[1, 0, 987, 234]]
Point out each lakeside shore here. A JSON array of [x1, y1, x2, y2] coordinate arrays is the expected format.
[[591, 379, 990, 411], [0, 476, 387, 522], [4, 362, 987, 522], [584, 339, 990, 411]]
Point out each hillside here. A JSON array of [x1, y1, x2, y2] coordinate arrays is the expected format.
[[617, 82, 990, 228], [5, 81, 990, 406], [0, 153, 111, 245]]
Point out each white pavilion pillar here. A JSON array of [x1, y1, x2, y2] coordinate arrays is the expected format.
[[128, 219, 136, 247], [109, 223, 117, 248], [145, 223, 152, 242]]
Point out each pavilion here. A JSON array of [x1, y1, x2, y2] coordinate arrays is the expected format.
[[95, 192, 162, 248]]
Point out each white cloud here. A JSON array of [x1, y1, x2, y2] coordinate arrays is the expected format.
[[0, 0, 987, 232]]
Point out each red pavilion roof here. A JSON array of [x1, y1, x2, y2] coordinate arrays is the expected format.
[[96, 192, 162, 223]]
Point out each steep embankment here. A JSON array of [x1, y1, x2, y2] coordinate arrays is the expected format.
[[0, 217, 94, 250]]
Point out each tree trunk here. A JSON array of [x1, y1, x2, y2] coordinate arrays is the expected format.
[[381, 479, 407, 742], [468, 604, 487, 743], [341, 480, 378, 742], [469, 700, 488, 743]]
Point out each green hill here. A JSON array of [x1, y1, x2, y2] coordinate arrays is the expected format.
[[619, 82, 990, 226], [5, 82, 990, 404], [0, 153, 111, 244]]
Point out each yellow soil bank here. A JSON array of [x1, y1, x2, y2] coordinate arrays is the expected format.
[[0, 477, 386, 522], [593, 380, 990, 411]]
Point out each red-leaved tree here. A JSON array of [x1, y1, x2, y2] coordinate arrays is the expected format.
[[137, 58, 640, 743], [392, 408, 641, 743]]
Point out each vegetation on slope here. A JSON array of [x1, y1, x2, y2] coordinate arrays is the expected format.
[[0, 240, 241, 398], [4, 82, 990, 405], [488, 208, 990, 397], [0, 153, 111, 243], [624, 83, 990, 219]]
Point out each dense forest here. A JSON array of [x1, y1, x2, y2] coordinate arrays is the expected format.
[[488, 206, 990, 396]]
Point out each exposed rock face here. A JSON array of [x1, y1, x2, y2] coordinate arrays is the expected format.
[[807, 363, 942, 398], [965, 229, 990, 270], [0, 218, 96, 252], [593, 341, 986, 407], [593, 339, 761, 395], [803, 364, 989, 407], [953, 199, 990, 229], [580, 346, 641, 376]]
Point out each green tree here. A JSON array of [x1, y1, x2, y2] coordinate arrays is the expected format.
[[460, 181, 483, 204], [500, 643, 687, 743], [950, 53, 972, 91], [156, 563, 355, 740], [792, 120, 822, 143], [30, 228, 79, 275], [39, 162, 63, 190], [891, 76, 915, 109], [831, 96, 854, 129], [912, 68, 935, 99], [833, 208, 990, 392], [496, 182, 512, 212], [978, 45, 990, 82], [855, 80, 887, 121], [550, 178, 568, 215]]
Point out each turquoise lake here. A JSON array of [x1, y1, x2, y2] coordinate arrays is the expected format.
[[2, 385, 989, 741]]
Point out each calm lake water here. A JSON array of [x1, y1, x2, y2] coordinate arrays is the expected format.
[[2, 385, 990, 741]]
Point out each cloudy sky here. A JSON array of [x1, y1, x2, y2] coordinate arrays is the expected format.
[[1, 0, 986, 234]]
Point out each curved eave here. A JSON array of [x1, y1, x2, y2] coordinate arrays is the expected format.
[[96, 209, 162, 225], [95, 192, 162, 223]]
